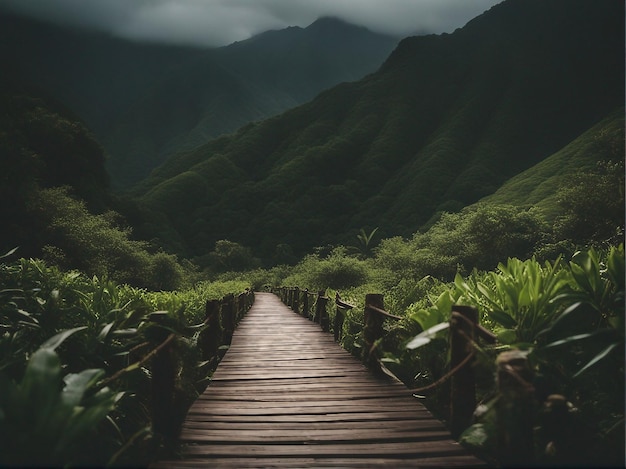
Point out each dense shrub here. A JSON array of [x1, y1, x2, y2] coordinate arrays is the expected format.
[[373, 204, 549, 282], [283, 247, 369, 290], [21, 187, 191, 290], [553, 160, 625, 246], [0, 254, 252, 467]]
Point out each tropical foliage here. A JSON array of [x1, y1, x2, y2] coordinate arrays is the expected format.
[[0, 253, 251, 467], [283, 244, 624, 466], [0, 2, 623, 467]]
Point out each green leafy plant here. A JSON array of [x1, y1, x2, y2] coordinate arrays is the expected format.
[[538, 244, 624, 377], [0, 328, 123, 467], [348, 227, 379, 258], [453, 257, 570, 345]]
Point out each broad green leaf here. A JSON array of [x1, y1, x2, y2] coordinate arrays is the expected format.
[[56, 390, 119, 454], [434, 291, 453, 314], [486, 309, 517, 329], [15, 309, 39, 324], [573, 342, 620, 377], [110, 328, 138, 337], [459, 423, 491, 449], [518, 283, 531, 308], [543, 332, 595, 348], [40, 326, 88, 351], [406, 337, 431, 349], [98, 322, 115, 342], [454, 272, 469, 292], [539, 302, 583, 336], [148, 311, 170, 320], [570, 260, 594, 294], [409, 307, 443, 331], [406, 322, 450, 349], [476, 283, 501, 310], [496, 328, 517, 344], [0, 246, 19, 259], [20, 349, 63, 417], [606, 244, 625, 288], [62, 369, 105, 407], [501, 282, 520, 311]]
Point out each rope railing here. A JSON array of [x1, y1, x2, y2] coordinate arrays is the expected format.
[[408, 350, 476, 395], [270, 286, 546, 464], [364, 303, 402, 321]]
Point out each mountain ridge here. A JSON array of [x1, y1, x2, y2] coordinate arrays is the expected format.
[[0, 9, 399, 188], [131, 0, 624, 263], [104, 16, 399, 187]]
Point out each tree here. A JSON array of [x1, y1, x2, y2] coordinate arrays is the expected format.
[[349, 227, 379, 258], [554, 160, 624, 246], [208, 240, 259, 272]]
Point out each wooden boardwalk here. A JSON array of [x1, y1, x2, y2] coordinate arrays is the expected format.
[[153, 292, 487, 468]]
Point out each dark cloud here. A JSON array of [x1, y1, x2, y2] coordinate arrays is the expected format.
[[0, 0, 502, 47]]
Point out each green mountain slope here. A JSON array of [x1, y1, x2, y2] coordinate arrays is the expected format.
[[0, 12, 205, 138], [134, 0, 624, 264], [104, 17, 399, 187], [0, 11, 398, 189], [0, 78, 109, 253], [482, 109, 625, 218]]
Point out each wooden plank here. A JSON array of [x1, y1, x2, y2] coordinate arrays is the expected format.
[[181, 420, 445, 432], [183, 413, 436, 424], [152, 455, 486, 468], [151, 292, 488, 468], [180, 428, 453, 443], [189, 398, 435, 410], [182, 441, 472, 457]]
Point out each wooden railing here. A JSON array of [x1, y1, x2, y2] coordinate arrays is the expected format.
[[148, 290, 255, 442], [272, 286, 541, 466]]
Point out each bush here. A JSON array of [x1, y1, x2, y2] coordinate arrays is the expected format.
[[553, 160, 625, 246], [284, 247, 369, 290], [373, 204, 549, 282], [0, 253, 253, 467], [22, 187, 192, 290]]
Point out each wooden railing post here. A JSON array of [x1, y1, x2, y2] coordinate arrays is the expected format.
[[293, 287, 300, 314], [363, 294, 384, 372], [314, 291, 327, 326], [302, 289, 309, 318], [149, 314, 177, 441], [246, 289, 255, 311], [221, 293, 235, 345], [449, 305, 478, 438], [334, 306, 345, 342], [151, 340, 177, 440], [313, 291, 322, 323], [199, 299, 222, 361], [496, 350, 534, 467], [320, 297, 330, 332], [237, 293, 245, 322]]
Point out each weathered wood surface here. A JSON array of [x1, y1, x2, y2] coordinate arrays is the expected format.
[[153, 292, 487, 468]]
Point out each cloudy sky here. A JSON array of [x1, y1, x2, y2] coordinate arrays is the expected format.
[[0, 0, 502, 47]]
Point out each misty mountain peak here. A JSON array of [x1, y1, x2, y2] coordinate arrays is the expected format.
[[307, 16, 358, 30], [305, 16, 393, 39]]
